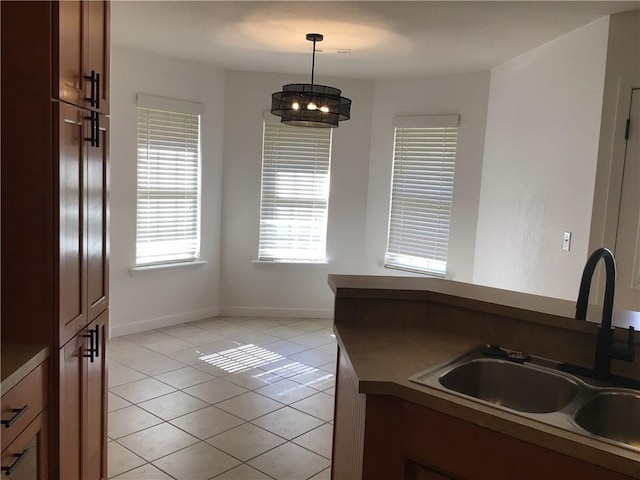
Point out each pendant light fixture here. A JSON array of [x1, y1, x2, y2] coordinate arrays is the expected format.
[[271, 33, 351, 128]]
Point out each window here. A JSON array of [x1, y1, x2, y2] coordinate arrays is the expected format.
[[258, 117, 332, 262], [385, 115, 459, 276], [135, 94, 203, 266]]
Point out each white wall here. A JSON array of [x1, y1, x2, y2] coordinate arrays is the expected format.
[[473, 17, 610, 300], [219, 71, 374, 317], [110, 45, 225, 336], [109, 13, 622, 331], [364, 72, 491, 282], [589, 10, 640, 255]]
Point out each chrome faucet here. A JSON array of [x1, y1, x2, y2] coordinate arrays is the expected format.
[[575, 247, 634, 378]]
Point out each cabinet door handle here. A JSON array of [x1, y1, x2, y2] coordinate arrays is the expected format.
[[84, 70, 97, 107], [94, 112, 100, 149], [94, 325, 101, 359], [84, 329, 95, 363], [0, 405, 29, 428], [83, 325, 100, 363], [84, 112, 101, 148], [84, 112, 96, 147], [95, 73, 101, 109], [1, 450, 28, 476]]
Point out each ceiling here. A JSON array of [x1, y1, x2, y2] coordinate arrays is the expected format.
[[111, 1, 640, 80]]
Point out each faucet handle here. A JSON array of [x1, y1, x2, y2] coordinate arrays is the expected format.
[[617, 326, 635, 362], [609, 326, 635, 363]]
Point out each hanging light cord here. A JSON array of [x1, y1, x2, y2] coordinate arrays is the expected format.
[[310, 37, 317, 86]]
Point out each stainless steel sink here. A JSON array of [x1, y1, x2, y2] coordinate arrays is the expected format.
[[574, 392, 640, 448], [409, 345, 640, 452], [438, 358, 579, 413]]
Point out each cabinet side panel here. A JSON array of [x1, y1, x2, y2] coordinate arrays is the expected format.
[[332, 348, 366, 479], [0, 1, 54, 344], [362, 395, 404, 479]]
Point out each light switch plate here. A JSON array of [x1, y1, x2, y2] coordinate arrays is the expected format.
[[563, 232, 571, 251]]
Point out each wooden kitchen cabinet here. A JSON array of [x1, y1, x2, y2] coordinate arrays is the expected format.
[[58, 102, 89, 346], [1, 1, 110, 479], [406, 463, 455, 480], [1, 361, 49, 480], [55, 103, 109, 478], [56, 0, 110, 114], [1, 1, 110, 342], [83, 0, 110, 115], [59, 312, 108, 480], [57, 101, 109, 345], [401, 401, 634, 480], [86, 112, 110, 323], [333, 349, 636, 480], [84, 312, 108, 479], [1, 411, 48, 480]]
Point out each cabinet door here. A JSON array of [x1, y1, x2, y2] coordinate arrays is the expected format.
[[58, 331, 85, 480], [87, 115, 109, 321], [56, 0, 109, 114], [58, 103, 88, 346], [59, 315, 108, 480], [56, 0, 83, 107], [84, 0, 109, 114], [83, 311, 108, 480]]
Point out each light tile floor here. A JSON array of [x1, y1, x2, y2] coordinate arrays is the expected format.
[[108, 317, 335, 480]]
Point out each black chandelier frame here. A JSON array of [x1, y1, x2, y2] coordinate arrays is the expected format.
[[271, 33, 352, 128]]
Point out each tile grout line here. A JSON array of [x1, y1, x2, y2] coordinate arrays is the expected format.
[[109, 316, 335, 480]]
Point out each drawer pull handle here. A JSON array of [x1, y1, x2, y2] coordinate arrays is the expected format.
[[1, 405, 28, 428], [1, 450, 27, 475]]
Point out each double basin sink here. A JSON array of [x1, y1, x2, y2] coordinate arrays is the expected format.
[[409, 345, 640, 450]]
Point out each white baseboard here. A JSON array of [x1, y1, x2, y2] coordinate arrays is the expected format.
[[219, 306, 333, 319], [110, 305, 333, 338], [110, 306, 219, 338]]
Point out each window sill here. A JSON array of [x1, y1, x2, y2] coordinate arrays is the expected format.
[[130, 260, 208, 276], [252, 259, 330, 266], [384, 263, 446, 278]]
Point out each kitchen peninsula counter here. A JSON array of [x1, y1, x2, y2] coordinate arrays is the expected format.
[[329, 274, 640, 479], [1, 343, 49, 395]]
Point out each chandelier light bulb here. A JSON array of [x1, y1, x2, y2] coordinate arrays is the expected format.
[[320, 105, 329, 113], [292, 102, 300, 110], [307, 102, 318, 111]]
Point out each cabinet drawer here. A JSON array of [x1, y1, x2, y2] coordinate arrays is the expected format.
[[1, 361, 47, 452], [1, 411, 47, 479]]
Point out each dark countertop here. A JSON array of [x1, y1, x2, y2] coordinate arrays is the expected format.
[[330, 274, 640, 478]]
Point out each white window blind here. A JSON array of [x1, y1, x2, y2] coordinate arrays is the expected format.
[[136, 94, 203, 266], [385, 115, 459, 276], [258, 119, 332, 262]]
